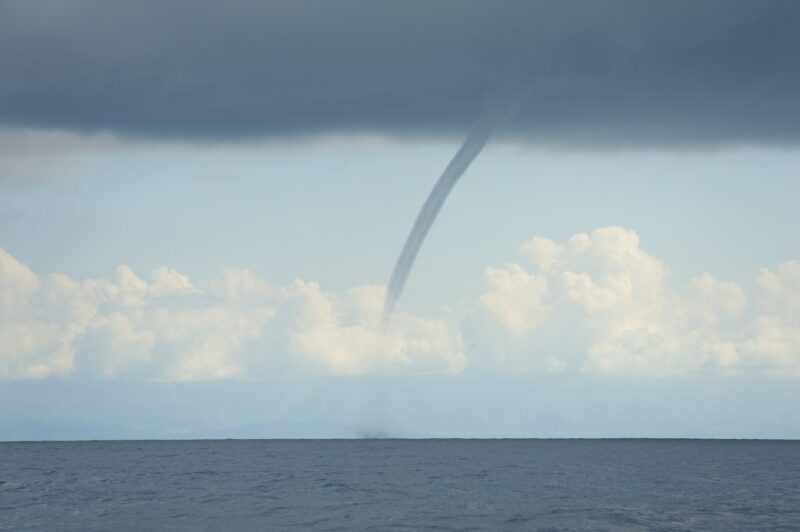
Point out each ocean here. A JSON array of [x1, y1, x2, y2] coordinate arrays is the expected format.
[[2, 439, 799, 530]]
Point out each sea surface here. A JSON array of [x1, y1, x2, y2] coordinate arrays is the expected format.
[[1, 439, 799, 530]]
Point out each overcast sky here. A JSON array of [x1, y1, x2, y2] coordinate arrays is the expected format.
[[1, 1, 799, 439]]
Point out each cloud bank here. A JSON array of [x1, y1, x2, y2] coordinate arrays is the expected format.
[[477, 227, 800, 376], [2, 227, 799, 380], [0, 248, 464, 380], [2, 1, 799, 145]]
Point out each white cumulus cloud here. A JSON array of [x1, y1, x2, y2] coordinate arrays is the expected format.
[[285, 282, 465, 376], [479, 226, 799, 377], [2, 229, 798, 380], [0, 249, 463, 381]]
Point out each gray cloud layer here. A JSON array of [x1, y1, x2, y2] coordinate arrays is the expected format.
[[1, 1, 799, 145]]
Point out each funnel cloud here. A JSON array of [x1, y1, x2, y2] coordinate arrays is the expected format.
[[383, 92, 524, 326]]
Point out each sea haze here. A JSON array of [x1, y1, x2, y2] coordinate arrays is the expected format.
[[2, 439, 799, 530]]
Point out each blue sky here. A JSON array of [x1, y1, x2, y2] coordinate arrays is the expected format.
[[4, 135, 798, 303], [2, 134, 799, 438], [1, 1, 799, 438]]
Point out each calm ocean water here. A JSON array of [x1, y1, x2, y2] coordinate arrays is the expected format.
[[1, 439, 799, 530]]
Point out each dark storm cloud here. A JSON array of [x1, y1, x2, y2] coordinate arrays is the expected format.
[[1, 0, 799, 145]]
